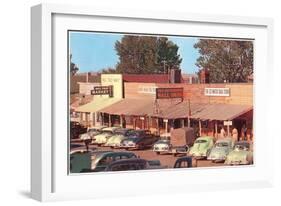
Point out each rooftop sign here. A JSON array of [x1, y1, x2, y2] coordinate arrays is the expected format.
[[91, 85, 113, 97]]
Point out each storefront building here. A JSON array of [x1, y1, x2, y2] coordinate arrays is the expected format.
[[98, 81, 253, 141]]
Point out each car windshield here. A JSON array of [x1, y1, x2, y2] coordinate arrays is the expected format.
[[115, 129, 130, 135], [88, 129, 98, 132], [129, 132, 141, 138], [101, 131, 112, 135], [195, 139, 207, 144], [215, 142, 229, 147], [157, 140, 169, 144], [234, 144, 249, 151]]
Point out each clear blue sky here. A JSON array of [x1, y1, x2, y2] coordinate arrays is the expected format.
[[69, 32, 200, 74]]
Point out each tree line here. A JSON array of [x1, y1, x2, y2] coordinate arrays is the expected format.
[[71, 35, 253, 83]]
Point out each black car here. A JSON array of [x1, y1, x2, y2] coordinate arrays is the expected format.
[[70, 121, 87, 139], [173, 156, 193, 168], [121, 130, 159, 150]]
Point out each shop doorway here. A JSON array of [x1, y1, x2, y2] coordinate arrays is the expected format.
[[233, 119, 246, 141]]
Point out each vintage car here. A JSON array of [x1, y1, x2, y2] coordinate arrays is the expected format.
[[224, 141, 253, 165], [153, 139, 171, 154], [104, 158, 165, 171], [92, 126, 120, 145], [70, 121, 87, 139], [79, 125, 106, 141], [91, 151, 137, 172], [207, 137, 234, 162], [121, 130, 159, 150], [104, 128, 135, 148], [174, 156, 193, 168], [189, 136, 214, 159]]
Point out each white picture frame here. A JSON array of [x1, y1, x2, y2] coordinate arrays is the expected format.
[[31, 3, 274, 202]]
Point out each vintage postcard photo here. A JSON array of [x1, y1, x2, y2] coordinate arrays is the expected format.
[[69, 31, 253, 173]]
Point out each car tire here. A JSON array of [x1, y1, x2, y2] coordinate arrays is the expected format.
[[156, 152, 160, 155]]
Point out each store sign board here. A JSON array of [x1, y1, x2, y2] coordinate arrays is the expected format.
[[138, 86, 158, 94], [91, 85, 113, 97], [156, 88, 183, 100], [224, 120, 232, 126], [205, 88, 230, 96]]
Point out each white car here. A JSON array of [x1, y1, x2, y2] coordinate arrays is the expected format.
[[153, 139, 171, 154]]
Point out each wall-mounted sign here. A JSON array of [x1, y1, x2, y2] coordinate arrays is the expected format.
[[204, 88, 230, 97], [156, 88, 183, 100], [91, 85, 113, 97], [138, 86, 158, 94]]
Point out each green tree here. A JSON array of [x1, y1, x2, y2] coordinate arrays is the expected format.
[[194, 39, 253, 83], [70, 54, 79, 75], [114, 36, 182, 74]]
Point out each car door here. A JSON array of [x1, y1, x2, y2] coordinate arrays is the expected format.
[[95, 154, 114, 171]]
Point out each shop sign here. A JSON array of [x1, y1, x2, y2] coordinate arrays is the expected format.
[[138, 86, 158, 94], [205, 88, 230, 96], [91, 85, 113, 97], [156, 88, 183, 100], [224, 121, 232, 126]]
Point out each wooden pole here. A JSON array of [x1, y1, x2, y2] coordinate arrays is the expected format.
[[109, 114, 111, 127], [120, 115, 123, 128], [199, 119, 202, 136], [215, 121, 218, 139]]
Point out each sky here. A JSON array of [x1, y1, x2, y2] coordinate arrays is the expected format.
[[69, 32, 200, 74]]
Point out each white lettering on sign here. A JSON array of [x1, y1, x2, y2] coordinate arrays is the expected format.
[[205, 88, 230, 97], [138, 86, 158, 94]]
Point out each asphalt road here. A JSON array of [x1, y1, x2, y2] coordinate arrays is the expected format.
[[71, 140, 225, 169]]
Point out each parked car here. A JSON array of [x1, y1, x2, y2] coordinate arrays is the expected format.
[[153, 139, 171, 154], [70, 121, 87, 139], [189, 136, 214, 159], [104, 128, 135, 148], [92, 127, 120, 145], [207, 137, 234, 163], [174, 156, 193, 168], [104, 158, 165, 171], [79, 125, 106, 141], [91, 151, 137, 172], [70, 150, 92, 173], [224, 141, 253, 165], [121, 130, 159, 150]]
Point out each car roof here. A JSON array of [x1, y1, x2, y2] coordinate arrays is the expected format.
[[102, 127, 120, 131], [115, 128, 133, 132], [196, 136, 213, 141], [108, 158, 146, 165], [97, 151, 136, 156], [88, 126, 106, 129], [235, 141, 250, 146], [216, 138, 233, 143]]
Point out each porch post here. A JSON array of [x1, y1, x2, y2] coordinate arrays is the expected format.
[[199, 119, 202, 136]]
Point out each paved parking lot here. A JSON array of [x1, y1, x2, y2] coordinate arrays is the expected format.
[[71, 140, 225, 169]]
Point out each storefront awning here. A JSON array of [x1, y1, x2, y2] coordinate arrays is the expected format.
[[75, 97, 121, 113], [98, 98, 252, 121], [190, 104, 253, 121], [98, 98, 156, 116]]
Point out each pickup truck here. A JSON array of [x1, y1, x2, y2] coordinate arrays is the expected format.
[[169, 127, 196, 156]]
